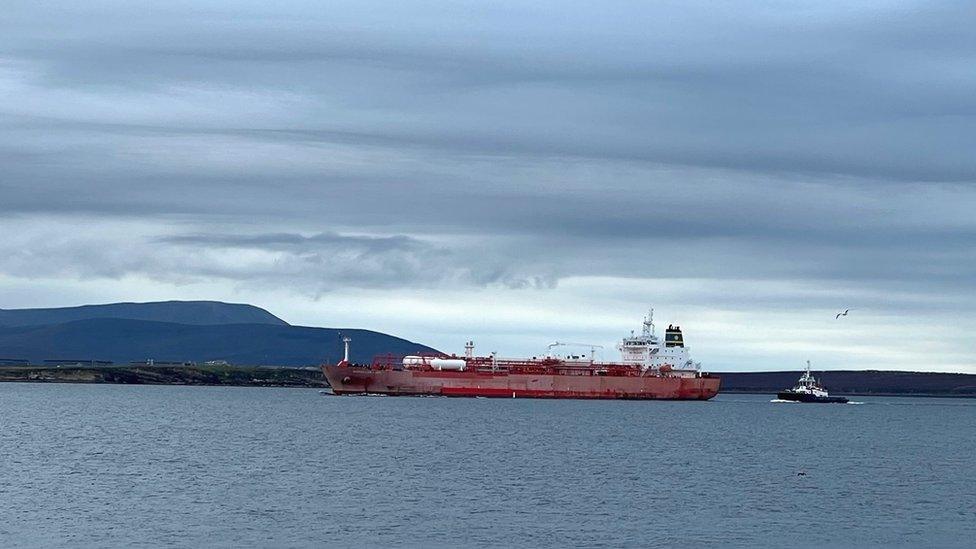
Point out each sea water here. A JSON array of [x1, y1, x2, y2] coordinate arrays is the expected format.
[[1, 384, 974, 548]]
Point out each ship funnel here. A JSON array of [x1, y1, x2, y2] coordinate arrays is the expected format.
[[665, 325, 684, 348]]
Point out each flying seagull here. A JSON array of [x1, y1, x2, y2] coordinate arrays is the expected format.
[[835, 309, 850, 319]]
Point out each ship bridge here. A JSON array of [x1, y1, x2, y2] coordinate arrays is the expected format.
[[617, 308, 700, 375]]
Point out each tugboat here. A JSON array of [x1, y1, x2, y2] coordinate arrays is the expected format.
[[776, 361, 849, 403]]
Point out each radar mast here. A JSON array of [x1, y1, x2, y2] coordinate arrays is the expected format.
[[643, 307, 655, 337]]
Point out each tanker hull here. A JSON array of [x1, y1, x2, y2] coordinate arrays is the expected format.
[[323, 365, 720, 400]]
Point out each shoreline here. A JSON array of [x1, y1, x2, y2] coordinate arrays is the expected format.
[[0, 365, 327, 388], [2, 366, 974, 397]]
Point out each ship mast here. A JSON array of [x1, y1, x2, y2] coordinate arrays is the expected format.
[[643, 307, 655, 337], [799, 359, 816, 386], [643, 307, 655, 366]]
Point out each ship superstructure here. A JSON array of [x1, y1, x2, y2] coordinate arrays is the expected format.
[[617, 309, 701, 376], [322, 308, 720, 400]]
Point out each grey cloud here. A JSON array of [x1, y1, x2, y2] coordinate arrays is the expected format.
[[0, 0, 975, 368], [160, 232, 433, 254], [3, 1, 975, 182], [153, 230, 555, 291], [2, 116, 974, 296]]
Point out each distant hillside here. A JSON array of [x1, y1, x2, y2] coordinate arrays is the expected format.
[[0, 318, 436, 366], [720, 370, 976, 396], [0, 301, 288, 327]]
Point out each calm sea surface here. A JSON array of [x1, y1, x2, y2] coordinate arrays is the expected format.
[[1, 384, 974, 548]]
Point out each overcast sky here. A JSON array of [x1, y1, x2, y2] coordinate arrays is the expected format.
[[2, 1, 974, 372]]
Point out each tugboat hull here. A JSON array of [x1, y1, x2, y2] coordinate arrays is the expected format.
[[777, 391, 849, 404]]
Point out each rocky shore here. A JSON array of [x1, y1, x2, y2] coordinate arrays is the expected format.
[[0, 365, 328, 387]]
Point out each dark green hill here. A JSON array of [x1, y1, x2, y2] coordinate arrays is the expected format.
[[0, 301, 287, 327], [0, 318, 436, 366]]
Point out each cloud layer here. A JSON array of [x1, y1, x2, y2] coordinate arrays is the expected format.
[[1, 1, 974, 371]]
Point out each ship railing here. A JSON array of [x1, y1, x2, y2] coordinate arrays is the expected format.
[[370, 354, 407, 370], [368, 354, 646, 376], [473, 359, 640, 376], [370, 353, 450, 371]]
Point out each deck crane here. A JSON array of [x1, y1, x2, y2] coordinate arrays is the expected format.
[[547, 342, 605, 363]]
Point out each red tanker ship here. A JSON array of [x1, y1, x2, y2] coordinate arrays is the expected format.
[[323, 309, 720, 400]]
